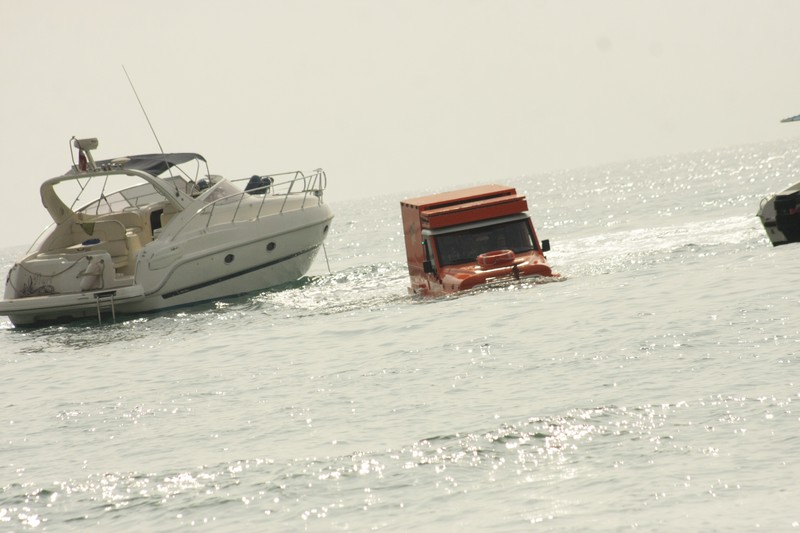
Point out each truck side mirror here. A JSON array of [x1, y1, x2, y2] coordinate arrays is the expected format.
[[541, 239, 550, 252], [423, 260, 435, 273]]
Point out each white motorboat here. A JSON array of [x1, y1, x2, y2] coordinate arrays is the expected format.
[[0, 137, 334, 326]]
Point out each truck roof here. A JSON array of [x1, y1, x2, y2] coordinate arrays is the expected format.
[[400, 184, 517, 210]]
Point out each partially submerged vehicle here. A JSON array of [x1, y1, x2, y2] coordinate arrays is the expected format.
[[401, 184, 556, 295], [0, 137, 333, 326]]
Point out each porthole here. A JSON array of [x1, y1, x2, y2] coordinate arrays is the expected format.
[[224, 254, 234, 264], [266, 242, 276, 252]]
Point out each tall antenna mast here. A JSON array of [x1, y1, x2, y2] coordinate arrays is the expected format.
[[122, 65, 166, 155], [122, 65, 177, 185]]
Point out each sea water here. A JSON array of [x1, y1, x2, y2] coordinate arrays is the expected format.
[[1, 139, 799, 531]]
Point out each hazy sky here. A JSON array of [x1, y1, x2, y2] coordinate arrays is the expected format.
[[2, 1, 800, 249]]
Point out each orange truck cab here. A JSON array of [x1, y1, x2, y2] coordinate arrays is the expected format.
[[401, 184, 556, 295]]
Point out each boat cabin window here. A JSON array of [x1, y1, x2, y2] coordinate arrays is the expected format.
[[435, 219, 536, 266]]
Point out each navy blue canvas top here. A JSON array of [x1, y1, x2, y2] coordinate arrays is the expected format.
[[67, 153, 206, 176]]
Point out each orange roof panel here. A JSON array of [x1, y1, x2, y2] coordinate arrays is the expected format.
[[401, 184, 517, 210]]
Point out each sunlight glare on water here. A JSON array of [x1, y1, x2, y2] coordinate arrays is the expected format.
[[2, 139, 800, 530]]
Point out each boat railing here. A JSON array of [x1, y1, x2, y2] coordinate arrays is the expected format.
[[168, 169, 327, 240]]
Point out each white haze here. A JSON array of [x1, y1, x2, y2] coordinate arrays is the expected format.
[[1, 0, 799, 248]]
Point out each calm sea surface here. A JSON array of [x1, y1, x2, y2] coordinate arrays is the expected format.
[[2, 140, 800, 531]]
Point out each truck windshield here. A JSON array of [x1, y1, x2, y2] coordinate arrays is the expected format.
[[435, 219, 536, 266]]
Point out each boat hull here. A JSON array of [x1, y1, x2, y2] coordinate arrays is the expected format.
[[1, 206, 333, 326], [123, 216, 330, 313], [0, 285, 146, 326]]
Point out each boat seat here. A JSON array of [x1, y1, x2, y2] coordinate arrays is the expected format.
[[100, 210, 151, 248], [100, 211, 144, 234], [72, 220, 129, 269]]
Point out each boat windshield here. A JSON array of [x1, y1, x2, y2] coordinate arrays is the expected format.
[[199, 179, 242, 205], [435, 219, 536, 266], [54, 174, 194, 216]]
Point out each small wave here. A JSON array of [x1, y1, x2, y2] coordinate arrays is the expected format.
[[0, 402, 679, 530], [252, 262, 411, 317], [551, 215, 764, 278]]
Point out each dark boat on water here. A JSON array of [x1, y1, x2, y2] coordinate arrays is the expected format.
[[757, 113, 800, 246]]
